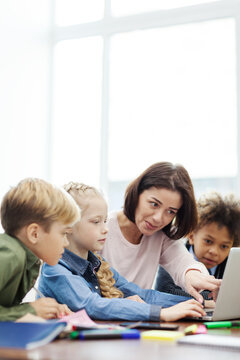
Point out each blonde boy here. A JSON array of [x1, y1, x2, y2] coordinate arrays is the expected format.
[[0, 178, 80, 321]]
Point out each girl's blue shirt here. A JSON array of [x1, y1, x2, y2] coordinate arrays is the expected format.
[[38, 249, 191, 321]]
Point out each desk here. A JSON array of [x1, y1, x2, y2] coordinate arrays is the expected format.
[[0, 322, 240, 360]]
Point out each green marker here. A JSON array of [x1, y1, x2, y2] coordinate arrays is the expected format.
[[204, 321, 240, 329], [70, 331, 79, 339]]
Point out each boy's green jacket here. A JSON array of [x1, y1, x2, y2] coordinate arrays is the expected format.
[[0, 233, 40, 321]]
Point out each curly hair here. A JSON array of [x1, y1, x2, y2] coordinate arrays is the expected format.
[[196, 192, 240, 247], [63, 182, 123, 299]]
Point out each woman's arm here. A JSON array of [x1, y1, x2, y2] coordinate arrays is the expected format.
[[160, 238, 208, 287], [160, 238, 221, 302], [154, 266, 213, 300]]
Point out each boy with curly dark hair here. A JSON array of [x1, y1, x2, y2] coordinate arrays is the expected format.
[[154, 192, 240, 297]]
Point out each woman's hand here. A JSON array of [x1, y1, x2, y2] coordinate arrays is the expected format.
[[125, 295, 145, 303], [160, 299, 206, 322], [185, 270, 221, 303], [30, 298, 72, 319]]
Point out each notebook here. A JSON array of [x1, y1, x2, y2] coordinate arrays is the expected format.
[[178, 334, 240, 350], [0, 322, 66, 350], [191, 247, 240, 321], [59, 309, 97, 327], [59, 309, 122, 329]]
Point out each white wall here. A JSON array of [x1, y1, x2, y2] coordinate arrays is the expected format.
[[0, 0, 52, 204]]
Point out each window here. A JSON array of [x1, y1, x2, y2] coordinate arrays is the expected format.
[[112, 0, 220, 16], [52, 1, 240, 210], [55, 0, 104, 26], [0, 0, 50, 230], [51, 37, 103, 187], [108, 19, 236, 181]]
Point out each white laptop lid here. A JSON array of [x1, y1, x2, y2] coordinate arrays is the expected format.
[[212, 247, 240, 321]]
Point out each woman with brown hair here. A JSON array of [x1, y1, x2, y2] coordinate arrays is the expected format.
[[102, 162, 221, 303]]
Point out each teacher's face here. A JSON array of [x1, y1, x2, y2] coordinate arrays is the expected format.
[[134, 187, 182, 236]]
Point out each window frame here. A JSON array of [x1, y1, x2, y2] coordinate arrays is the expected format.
[[50, 0, 240, 195]]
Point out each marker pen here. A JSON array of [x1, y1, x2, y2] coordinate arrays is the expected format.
[[70, 329, 140, 340], [204, 321, 240, 329]]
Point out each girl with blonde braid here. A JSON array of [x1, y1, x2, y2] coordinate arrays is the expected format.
[[38, 182, 206, 322]]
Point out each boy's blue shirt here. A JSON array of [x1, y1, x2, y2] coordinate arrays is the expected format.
[[38, 249, 190, 322]]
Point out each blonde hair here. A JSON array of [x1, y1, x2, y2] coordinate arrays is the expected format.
[[64, 181, 123, 299], [1, 178, 80, 236]]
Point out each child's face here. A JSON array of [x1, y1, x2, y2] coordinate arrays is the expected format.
[[36, 222, 71, 266], [71, 195, 108, 257], [189, 222, 234, 269]]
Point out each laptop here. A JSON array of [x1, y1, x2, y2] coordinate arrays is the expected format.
[[191, 247, 240, 321]]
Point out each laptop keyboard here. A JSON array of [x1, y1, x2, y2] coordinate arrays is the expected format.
[[185, 310, 214, 321], [206, 311, 213, 317]]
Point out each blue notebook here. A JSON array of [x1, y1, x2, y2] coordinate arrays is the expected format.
[[0, 322, 66, 350]]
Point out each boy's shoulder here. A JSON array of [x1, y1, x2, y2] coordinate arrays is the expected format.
[[0, 233, 27, 262]]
